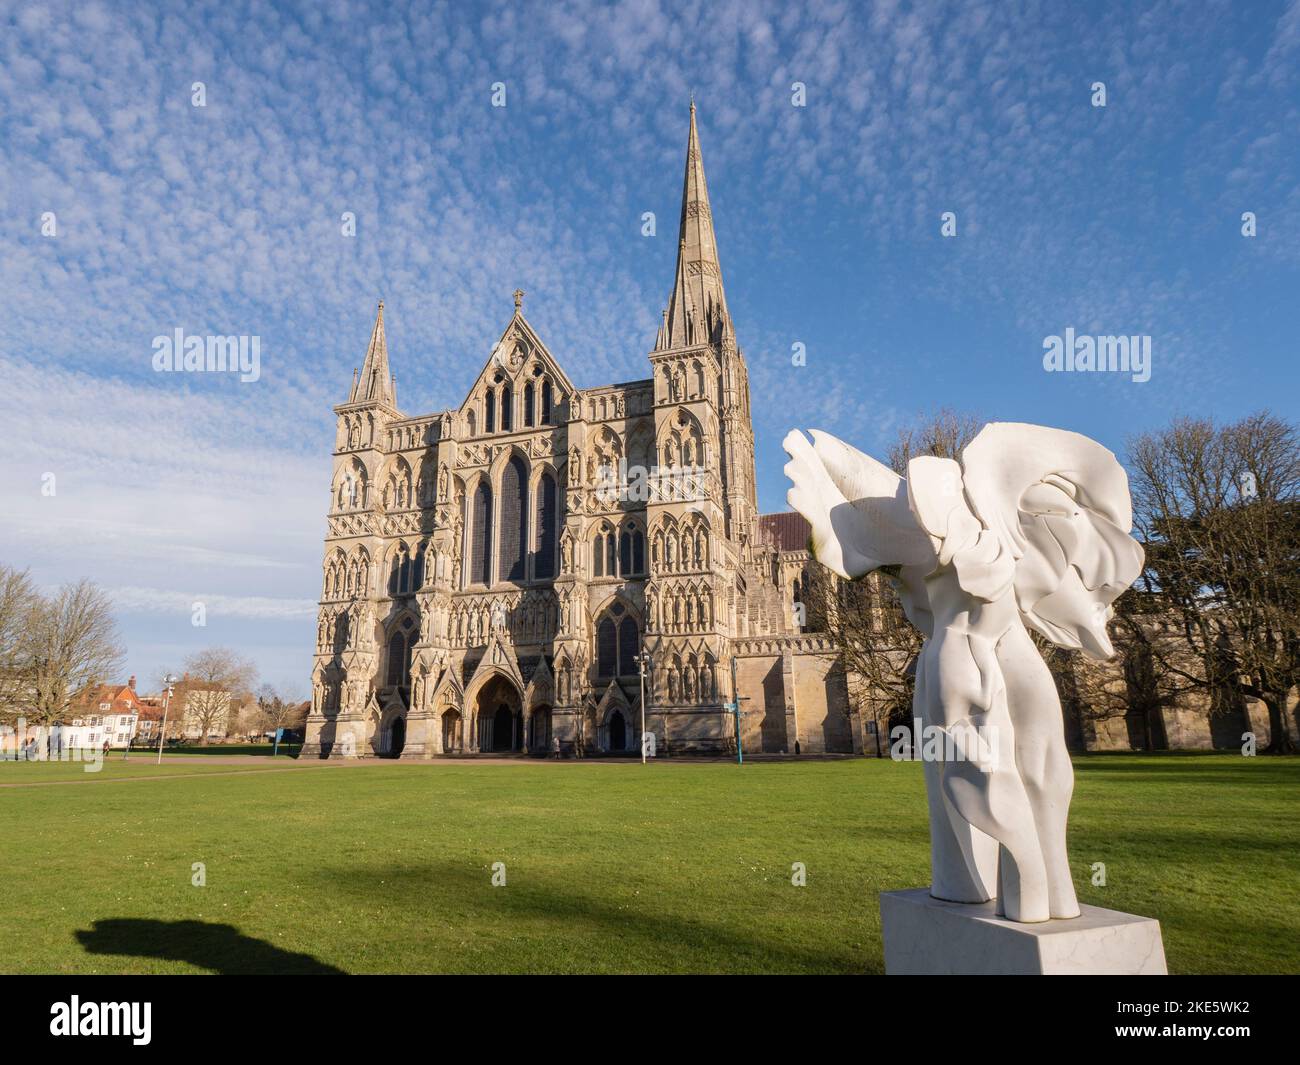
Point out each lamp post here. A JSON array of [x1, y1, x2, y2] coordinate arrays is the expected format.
[[156, 675, 178, 766], [637, 650, 652, 764]]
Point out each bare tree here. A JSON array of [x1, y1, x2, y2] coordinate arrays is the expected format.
[[0, 565, 41, 722], [1127, 412, 1300, 753], [255, 684, 301, 737], [178, 648, 257, 745], [24, 579, 125, 726]]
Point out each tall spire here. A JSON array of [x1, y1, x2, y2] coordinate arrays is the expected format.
[[349, 299, 396, 406], [660, 101, 732, 350]]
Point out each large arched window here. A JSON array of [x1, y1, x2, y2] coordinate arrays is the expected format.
[[540, 380, 552, 424], [386, 617, 415, 688], [501, 385, 513, 431], [617, 616, 639, 675], [470, 481, 492, 585], [485, 390, 496, 433], [523, 381, 535, 427], [595, 601, 639, 679], [497, 456, 528, 582], [534, 473, 557, 579], [596, 617, 617, 679]]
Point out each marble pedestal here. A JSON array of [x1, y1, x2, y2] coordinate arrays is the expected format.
[[880, 888, 1167, 975]]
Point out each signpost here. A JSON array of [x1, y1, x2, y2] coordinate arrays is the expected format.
[[725, 657, 750, 765]]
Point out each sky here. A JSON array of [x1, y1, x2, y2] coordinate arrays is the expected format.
[[1, 0, 1297, 696]]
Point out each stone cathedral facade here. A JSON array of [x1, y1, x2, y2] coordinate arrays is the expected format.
[[302, 106, 855, 760]]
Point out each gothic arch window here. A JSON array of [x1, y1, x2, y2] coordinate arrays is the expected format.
[[523, 381, 535, 428], [469, 481, 492, 585], [596, 617, 617, 679], [385, 615, 416, 688], [619, 529, 632, 576], [485, 389, 496, 434], [497, 455, 528, 582], [540, 379, 552, 424], [501, 384, 513, 432], [594, 601, 640, 678], [534, 472, 557, 579], [592, 528, 605, 577], [468, 409, 477, 437], [605, 532, 617, 576], [617, 616, 639, 675], [412, 540, 425, 592]]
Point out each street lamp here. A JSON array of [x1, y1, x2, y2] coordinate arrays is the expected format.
[[636, 649, 652, 764], [156, 674, 178, 766]]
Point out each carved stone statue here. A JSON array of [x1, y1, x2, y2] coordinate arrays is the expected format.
[[784, 422, 1144, 923]]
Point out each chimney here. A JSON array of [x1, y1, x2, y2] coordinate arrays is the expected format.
[[128, 675, 136, 691]]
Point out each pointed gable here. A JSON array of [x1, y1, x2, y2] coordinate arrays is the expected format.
[[458, 295, 577, 417]]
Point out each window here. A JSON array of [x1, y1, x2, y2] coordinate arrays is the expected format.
[[386, 617, 415, 688], [620, 530, 632, 576], [618, 616, 639, 675], [498, 456, 528, 582], [501, 385, 513, 431], [534, 473, 556, 579], [595, 603, 640, 678], [524, 381, 535, 427], [470, 482, 492, 585], [485, 390, 495, 433], [540, 380, 552, 424], [597, 618, 617, 678]]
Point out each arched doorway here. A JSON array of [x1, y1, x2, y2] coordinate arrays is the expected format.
[[529, 705, 552, 753], [475, 675, 522, 752], [608, 710, 627, 752], [390, 716, 406, 757], [492, 704, 514, 752]]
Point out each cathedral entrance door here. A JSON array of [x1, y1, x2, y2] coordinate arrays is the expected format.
[[608, 711, 626, 752], [493, 704, 514, 752], [390, 717, 406, 758]]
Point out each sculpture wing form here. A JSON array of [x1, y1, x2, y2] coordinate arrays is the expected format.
[[960, 422, 1146, 659], [782, 429, 936, 579]]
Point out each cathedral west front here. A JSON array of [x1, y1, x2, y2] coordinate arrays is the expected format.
[[302, 105, 858, 760]]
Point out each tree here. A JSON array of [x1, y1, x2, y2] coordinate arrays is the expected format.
[[248, 684, 303, 739], [23, 579, 125, 726], [1126, 412, 1300, 754], [0, 565, 41, 722], [174, 649, 257, 745], [803, 409, 981, 754]]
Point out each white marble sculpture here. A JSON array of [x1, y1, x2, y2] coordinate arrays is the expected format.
[[783, 422, 1144, 923]]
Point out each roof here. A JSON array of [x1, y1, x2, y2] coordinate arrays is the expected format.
[[759, 511, 811, 553]]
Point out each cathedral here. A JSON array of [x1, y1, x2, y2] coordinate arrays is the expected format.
[[302, 105, 856, 760]]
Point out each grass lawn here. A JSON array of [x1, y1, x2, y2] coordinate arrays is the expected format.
[[1, 753, 1295, 974]]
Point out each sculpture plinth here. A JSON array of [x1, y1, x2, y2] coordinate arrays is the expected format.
[[880, 889, 1167, 975]]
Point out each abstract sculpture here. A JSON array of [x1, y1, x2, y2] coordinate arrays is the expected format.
[[783, 423, 1144, 923]]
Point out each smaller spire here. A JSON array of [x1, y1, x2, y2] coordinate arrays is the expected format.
[[513, 288, 525, 313], [349, 300, 396, 407]]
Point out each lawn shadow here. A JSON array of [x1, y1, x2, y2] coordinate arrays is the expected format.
[[316, 860, 872, 973], [75, 918, 345, 975]]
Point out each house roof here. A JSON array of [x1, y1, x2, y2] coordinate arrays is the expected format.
[[759, 511, 811, 553]]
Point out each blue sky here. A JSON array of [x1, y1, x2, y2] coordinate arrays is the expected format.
[[2, 0, 1297, 696]]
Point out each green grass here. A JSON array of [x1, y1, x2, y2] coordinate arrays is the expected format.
[[0, 754, 1295, 974]]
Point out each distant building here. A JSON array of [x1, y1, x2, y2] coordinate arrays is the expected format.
[[63, 676, 143, 749]]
